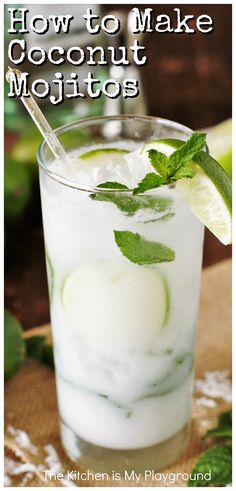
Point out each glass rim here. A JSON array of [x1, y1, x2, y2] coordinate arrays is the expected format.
[[37, 115, 193, 193]]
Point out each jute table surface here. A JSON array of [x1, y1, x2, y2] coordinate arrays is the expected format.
[[4, 259, 232, 487]]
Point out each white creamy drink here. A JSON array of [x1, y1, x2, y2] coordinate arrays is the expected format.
[[40, 138, 204, 453], [37, 115, 212, 473]]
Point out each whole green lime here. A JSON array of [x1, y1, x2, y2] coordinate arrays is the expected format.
[[5, 155, 31, 220]]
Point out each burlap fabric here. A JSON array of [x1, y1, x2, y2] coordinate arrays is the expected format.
[[4, 259, 232, 487]]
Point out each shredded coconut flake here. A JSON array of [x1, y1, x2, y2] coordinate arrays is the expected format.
[[4, 475, 12, 487], [7, 425, 38, 455], [5, 426, 77, 487], [195, 370, 232, 402], [4, 457, 36, 487], [44, 444, 62, 474], [195, 397, 217, 408], [44, 444, 77, 487]]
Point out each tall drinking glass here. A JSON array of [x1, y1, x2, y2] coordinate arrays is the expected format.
[[38, 116, 204, 473]]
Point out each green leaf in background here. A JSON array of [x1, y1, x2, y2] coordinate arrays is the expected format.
[[188, 409, 232, 487], [204, 409, 232, 440], [26, 336, 54, 368], [4, 309, 25, 380], [218, 409, 232, 428], [114, 231, 175, 265], [42, 344, 54, 368], [188, 444, 232, 487], [25, 336, 45, 360], [4, 309, 54, 381], [4, 156, 32, 220]]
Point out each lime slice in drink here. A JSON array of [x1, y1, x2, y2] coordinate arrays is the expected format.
[[79, 148, 129, 184], [80, 148, 129, 163], [140, 138, 182, 159], [206, 119, 232, 177], [140, 139, 232, 245], [62, 262, 169, 349]]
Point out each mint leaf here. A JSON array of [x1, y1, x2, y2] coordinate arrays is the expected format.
[[133, 173, 164, 194], [188, 445, 232, 487], [205, 409, 232, 440], [189, 410, 232, 487], [91, 190, 172, 216], [219, 409, 232, 428], [170, 165, 196, 181], [42, 344, 54, 368], [26, 335, 54, 368], [206, 427, 232, 440], [26, 336, 45, 360], [114, 230, 175, 265], [168, 132, 206, 175], [4, 309, 25, 380], [148, 150, 168, 179], [97, 181, 128, 190], [134, 133, 206, 194]]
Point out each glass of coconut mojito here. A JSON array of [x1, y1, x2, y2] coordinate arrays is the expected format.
[[38, 116, 205, 472]]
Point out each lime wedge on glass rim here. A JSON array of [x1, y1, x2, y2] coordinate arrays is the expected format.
[[141, 139, 232, 245]]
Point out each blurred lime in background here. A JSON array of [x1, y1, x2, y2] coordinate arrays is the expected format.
[[206, 119, 232, 178], [4, 309, 25, 380]]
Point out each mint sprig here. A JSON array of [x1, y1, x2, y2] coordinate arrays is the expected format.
[[92, 132, 207, 196], [188, 409, 232, 487], [135, 131, 207, 194], [114, 231, 175, 265], [204, 409, 232, 441], [188, 444, 232, 487], [91, 133, 207, 266], [168, 131, 207, 174]]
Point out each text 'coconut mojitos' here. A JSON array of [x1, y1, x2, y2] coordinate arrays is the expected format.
[[38, 116, 232, 473]]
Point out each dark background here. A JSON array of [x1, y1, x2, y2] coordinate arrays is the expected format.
[[5, 4, 232, 328]]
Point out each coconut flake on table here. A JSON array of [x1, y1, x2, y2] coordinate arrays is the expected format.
[[195, 370, 232, 403], [44, 444, 77, 487], [195, 396, 217, 408], [4, 457, 36, 487], [7, 425, 38, 455], [5, 426, 77, 487]]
